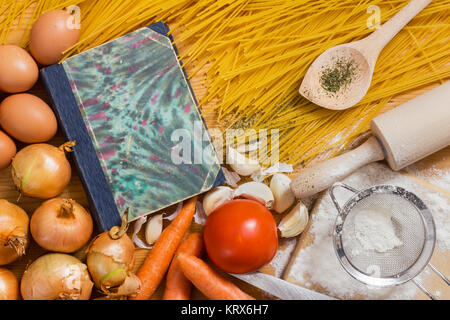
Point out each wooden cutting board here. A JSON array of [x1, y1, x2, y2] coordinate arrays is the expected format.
[[283, 147, 449, 300]]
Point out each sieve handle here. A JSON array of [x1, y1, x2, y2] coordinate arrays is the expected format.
[[412, 264, 449, 300], [428, 263, 450, 286], [329, 182, 359, 215], [412, 279, 436, 300]]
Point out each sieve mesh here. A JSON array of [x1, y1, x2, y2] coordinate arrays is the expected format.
[[341, 192, 426, 278]]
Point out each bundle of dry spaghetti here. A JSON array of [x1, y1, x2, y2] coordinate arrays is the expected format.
[[1, 0, 449, 166]]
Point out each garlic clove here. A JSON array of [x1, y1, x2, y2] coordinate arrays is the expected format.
[[226, 146, 261, 176], [144, 214, 163, 245], [221, 166, 241, 188], [278, 201, 309, 238], [252, 162, 294, 183], [164, 202, 183, 221], [194, 201, 208, 225], [233, 182, 274, 209], [270, 173, 296, 213], [202, 186, 234, 216], [235, 140, 262, 153]]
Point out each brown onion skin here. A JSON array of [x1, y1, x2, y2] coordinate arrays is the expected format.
[[11, 143, 72, 199], [0, 268, 19, 300], [30, 198, 93, 253], [20, 253, 93, 300], [87, 252, 129, 289], [0, 199, 29, 266], [86, 232, 135, 289]]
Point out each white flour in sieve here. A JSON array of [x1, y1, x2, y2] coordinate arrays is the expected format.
[[353, 206, 403, 253], [287, 161, 449, 300]]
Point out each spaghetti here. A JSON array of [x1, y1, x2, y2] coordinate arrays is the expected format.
[[1, 0, 449, 166]]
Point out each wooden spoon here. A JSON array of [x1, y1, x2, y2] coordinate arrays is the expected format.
[[299, 0, 432, 110]]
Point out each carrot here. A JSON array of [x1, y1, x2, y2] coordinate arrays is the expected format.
[[162, 233, 204, 300], [177, 253, 255, 300], [130, 196, 197, 300]]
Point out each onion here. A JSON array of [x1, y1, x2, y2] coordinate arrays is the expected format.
[[20, 253, 93, 300], [0, 199, 29, 266], [11, 141, 75, 199], [30, 198, 94, 253], [0, 268, 19, 300], [86, 211, 140, 297]]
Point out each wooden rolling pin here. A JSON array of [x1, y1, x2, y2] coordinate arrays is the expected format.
[[290, 81, 450, 198]]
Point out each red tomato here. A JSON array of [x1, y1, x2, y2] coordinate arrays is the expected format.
[[203, 199, 278, 274]]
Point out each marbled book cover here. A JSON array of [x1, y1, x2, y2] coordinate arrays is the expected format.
[[61, 27, 222, 221]]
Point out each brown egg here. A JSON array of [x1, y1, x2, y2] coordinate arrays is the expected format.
[[0, 94, 58, 143], [0, 45, 39, 93], [0, 131, 16, 170], [30, 10, 81, 65]]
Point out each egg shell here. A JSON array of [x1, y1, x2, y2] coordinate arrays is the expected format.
[[0, 131, 16, 170], [0, 94, 58, 143], [30, 10, 81, 65], [0, 45, 39, 93]]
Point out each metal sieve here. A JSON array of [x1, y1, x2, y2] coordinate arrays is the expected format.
[[330, 182, 449, 299]]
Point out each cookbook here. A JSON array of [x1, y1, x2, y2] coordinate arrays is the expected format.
[[41, 21, 224, 231]]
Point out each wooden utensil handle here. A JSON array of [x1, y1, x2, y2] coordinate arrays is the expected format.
[[290, 137, 385, 198], [363, 0, 432, 60]]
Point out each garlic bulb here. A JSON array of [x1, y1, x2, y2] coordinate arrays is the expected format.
[[226, 147, 261, 176], [278, 201, 309, 238], [270, 174, 296, 213], [202, 186, 234, 216], [145, 214, 163, 245], [233, 182, 274, 209]]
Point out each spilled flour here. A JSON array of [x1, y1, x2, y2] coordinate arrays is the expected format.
[[287, 162, 449, 300], [353, 206, 403, 253]]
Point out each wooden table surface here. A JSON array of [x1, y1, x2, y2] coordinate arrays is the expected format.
[[2, 14, 448, 300], [1, 23, 273, 299], [1, 84, 271, 300]]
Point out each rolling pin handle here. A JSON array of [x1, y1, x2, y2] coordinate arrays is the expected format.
[[290, 136, 385, 198]]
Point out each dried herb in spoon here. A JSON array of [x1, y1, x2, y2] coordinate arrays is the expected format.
[[320, 58, 357, 94]]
